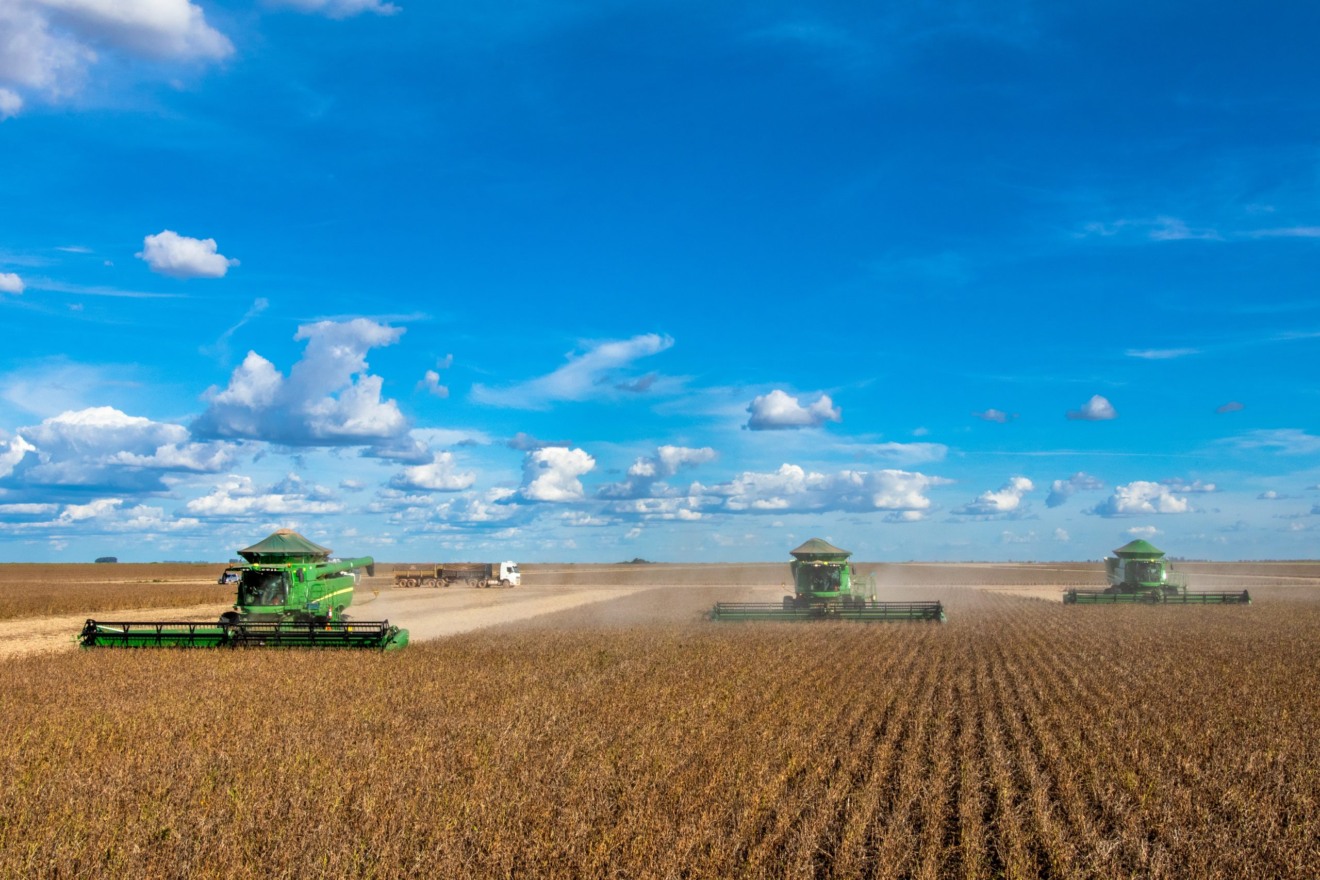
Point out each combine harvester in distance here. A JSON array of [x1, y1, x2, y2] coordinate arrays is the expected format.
[[712, 538, 945, 622], [80, 529, 409, 650], [1063, 540, 1250, 605]]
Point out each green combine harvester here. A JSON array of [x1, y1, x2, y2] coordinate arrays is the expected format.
[[79, 529, 409, 650], [711, 538, 946, 622], [1063, 539, 1250, 605]]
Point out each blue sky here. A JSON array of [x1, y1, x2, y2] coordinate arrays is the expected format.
[[1, 1, 1318, 563]]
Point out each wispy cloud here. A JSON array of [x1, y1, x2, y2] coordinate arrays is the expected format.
[[1225, 429, 1320, 456], [471, 334, 674, 410], [1126, 347, 1199, 360], [839, 441, 947, 466], [25, 279, 182, 299], [266, 0, 400, 18], [0, 359, 144, 419], [202, 298, 269, 363], [1079, 216, 1221, 242], [1243, 227, 1320, 239]]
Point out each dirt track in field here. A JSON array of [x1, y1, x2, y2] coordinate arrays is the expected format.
[[0, 602, 221, 660], [4, 561, 1318, 659]]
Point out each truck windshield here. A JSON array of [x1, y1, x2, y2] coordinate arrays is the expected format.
[[240, 570, 288, 606]]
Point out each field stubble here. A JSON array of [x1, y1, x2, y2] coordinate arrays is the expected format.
[[0, 567, 1316, 879]]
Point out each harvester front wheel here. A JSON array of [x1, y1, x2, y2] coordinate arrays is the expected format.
[[219, 611, 240, 626]]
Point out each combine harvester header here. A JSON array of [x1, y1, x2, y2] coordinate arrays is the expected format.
[[1063, 540, 1250, 605], [80, 529, 408, 650], [712, 538, 945, 622]]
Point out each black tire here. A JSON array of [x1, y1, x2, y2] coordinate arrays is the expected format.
[[219, 611, 241, 626]]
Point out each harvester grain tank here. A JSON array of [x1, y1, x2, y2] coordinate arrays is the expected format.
[[711, 538, 945, 621], [1063, 540, 1250, 605], [79, 529, 409, 649], [394, 561, 520, 588]]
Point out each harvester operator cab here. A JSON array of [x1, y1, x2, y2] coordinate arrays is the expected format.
[[1125, 560, 1164, 586], [240, 569, 288, 607], [802, 565, 842, 595]]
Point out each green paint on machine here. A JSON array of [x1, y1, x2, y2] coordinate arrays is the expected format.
[[711, 539, 946, 622], [78, 530, 409, 650], [1064, 541, 1251, 606]]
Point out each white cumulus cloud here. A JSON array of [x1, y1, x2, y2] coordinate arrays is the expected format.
[[745, 389, 841, 430], [418, 369, 449, 398], [0, 88, 21, 118], [193, 318, 409, 446], [1089, 481, 1191, 517], [136, 230, 238, 279], [0, 434, 36, 479], [954, 476, 1034, 517], [695, 464, 947, 519], [600, 444, 716, 500], [0, 272, 23, 294], [0, 406, 232, 492], [185, 473, 342, 517], [389, 452, 476, 492], [519, 446, 595, 502], [1066, 394, 1117, 421], [0, 1, 232, 116], [1046, 472, 1105, 507]]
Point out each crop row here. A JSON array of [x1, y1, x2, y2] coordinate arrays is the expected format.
[[0, 590, 1316, 878]]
